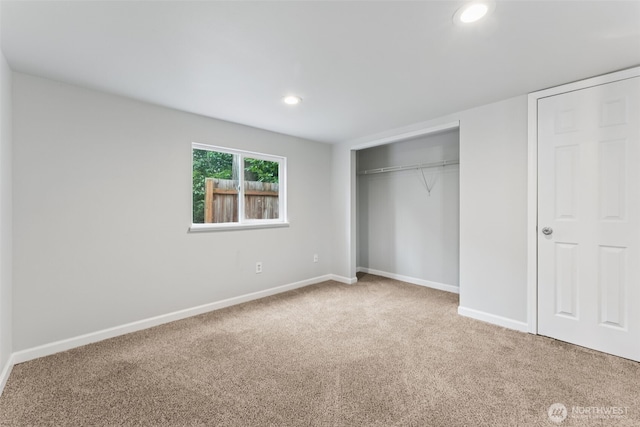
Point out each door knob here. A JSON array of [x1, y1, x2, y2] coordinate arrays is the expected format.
[[541, 227, 553, 236]]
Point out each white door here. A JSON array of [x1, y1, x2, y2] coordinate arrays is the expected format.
[[538, 76, 640, 361]]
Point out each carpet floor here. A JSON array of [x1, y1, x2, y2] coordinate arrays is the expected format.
[[0, 274, 638, 426]]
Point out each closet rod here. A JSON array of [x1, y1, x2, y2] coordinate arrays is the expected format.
[[357, 159, 459, 176]]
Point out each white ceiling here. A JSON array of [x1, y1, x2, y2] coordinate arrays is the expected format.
[[2, 1, 640, 144]]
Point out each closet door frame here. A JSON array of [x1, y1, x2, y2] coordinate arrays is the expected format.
[[350, 122, 460, 151], [526, 66, 640, 335], [350, 120, 460, 286]]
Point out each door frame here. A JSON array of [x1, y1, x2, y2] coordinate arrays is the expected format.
[[526, 66, 640, 334]]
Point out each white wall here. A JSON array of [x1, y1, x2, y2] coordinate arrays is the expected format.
[[12, 73, 333, 351], [330, 146, 357, 283], [457, 97, 528, 325], [356, 131, 459, 288], [0, 30, 13, 372], [333, 94, 529, 327]]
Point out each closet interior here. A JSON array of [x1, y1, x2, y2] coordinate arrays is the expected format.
[[356, 128, 460, 291]]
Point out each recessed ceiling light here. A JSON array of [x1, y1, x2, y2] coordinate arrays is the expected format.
[[461, 4, 487, 22], [453, 1, 495, 24], [283, 95, 302, 105]]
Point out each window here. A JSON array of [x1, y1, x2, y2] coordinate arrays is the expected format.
[[191, 143, 287, 231]]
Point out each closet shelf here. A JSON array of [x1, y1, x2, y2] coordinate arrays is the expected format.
[[357, 159, 459, 175]]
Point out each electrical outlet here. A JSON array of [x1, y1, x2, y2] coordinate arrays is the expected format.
[[256, 262, 263, 274], [313, 254, 319, 263]]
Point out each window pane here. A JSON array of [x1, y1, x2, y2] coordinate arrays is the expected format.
[[243, 157, 279, 220], [192, 149, 239, 223]]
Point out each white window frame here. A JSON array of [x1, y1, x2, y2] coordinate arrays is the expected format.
[[190, 142, 288, 232]]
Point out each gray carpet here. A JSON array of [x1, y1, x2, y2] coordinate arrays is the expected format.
[[0, 274, 638, 426]]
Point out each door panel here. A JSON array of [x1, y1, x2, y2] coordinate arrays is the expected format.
[[554, 145, 579, 219], [554, 242, 578, 319], [598, 139, 626, 221], [538, 76, 640, 361], [598, 245, 626, 328]]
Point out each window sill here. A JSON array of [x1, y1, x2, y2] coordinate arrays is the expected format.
[[189, 222, 290, 233]]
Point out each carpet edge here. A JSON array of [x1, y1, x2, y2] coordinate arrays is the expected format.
[[0, 353, 14, 396], [357, 267, 459, 294], [9, 274, 334, 369], [458, 305, 529, 332]]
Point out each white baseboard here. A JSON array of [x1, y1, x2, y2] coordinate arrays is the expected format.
[[329, 274, 358, 285], [458, 306, 529, 333], [0, 354, 14, 396], [11, 274, 334, 366], [357, 267, 459, 294]]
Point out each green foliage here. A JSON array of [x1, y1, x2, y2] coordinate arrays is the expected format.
[[192, 150, 280, 223], [192, 150, 233, 223], [244, 158, 279, 183]]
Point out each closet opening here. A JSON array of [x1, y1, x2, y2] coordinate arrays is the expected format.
[[355, 127, 460, 293]]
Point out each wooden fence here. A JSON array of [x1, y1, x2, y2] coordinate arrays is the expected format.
[[204, 178, 279, 223]]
